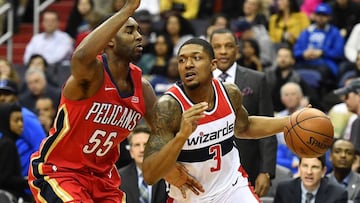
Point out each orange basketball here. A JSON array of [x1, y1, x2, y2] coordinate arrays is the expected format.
[[284, 108, 334, 158]]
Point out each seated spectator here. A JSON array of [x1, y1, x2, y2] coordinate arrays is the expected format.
[[265, 47, 319, 112], [161, 13, 195, 56], [23, 10, 73, 66], [239, 0, 269, 29], [237, 39, 263, 72], [19, 68, 61, 113], [200, 13, 230, 42], [275, 82, 305, 174], [234, 20, 275, 68], [149, 56, 180, 96], [274, 156, 348, 203], [334, 78, 360, 154], [0, 79, 46, 181], [345, 24, 360, 63], [136, 34, 174, 76], [65, 0, 99, 40], [327, 139, 360, 201], [269, 0, 310, 48], [329, 0, 360, 39], [293, 3, 344, 91], [35, 96, 56, 134], [0, 102, 29, 200], [0, 58, 20, 84], [118, 125, 168, 203]]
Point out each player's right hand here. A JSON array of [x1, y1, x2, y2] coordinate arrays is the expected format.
[[177, 102, 208, 139], [165, 163, 205, 198]]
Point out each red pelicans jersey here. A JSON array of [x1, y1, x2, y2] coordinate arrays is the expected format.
[[30, 55, 145, 176], [166, 79, 249, 203]]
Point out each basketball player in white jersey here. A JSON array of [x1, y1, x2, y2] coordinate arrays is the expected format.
[[142, 38, 289, 203]]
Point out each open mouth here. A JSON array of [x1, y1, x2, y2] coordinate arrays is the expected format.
[[185, 72, 196, 80]]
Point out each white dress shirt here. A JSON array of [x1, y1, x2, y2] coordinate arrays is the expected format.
[[23, 30, 74, 65], [213, 62, 237, 83]]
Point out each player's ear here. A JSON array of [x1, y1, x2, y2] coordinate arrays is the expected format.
[[210, 59, 218, 72], [108, 38, 115, 47]]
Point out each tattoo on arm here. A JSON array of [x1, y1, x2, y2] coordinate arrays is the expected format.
[[224, 83, 249, 135], [144, 95, 182, 157]]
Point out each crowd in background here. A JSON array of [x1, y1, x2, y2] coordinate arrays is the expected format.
[[1, 0, 360, 202]]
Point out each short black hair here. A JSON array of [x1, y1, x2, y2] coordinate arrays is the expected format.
[[209, 28, 239, 45], [178, 38, 215, 59]]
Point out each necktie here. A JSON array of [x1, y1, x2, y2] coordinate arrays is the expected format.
[[218, 72, 228, 82], [139, 174, 149, 203], [305, 192, 314, 203]]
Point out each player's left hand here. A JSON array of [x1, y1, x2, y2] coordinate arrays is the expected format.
[[165, 163, 205, 198], [254, 173, 270, 197]]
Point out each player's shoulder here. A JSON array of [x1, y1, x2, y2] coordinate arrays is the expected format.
[[223, 83, 242, 97]]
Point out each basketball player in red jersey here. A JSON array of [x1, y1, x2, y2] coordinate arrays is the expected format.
[[142, 38, 290, 202], [27, 0, 163, 202]]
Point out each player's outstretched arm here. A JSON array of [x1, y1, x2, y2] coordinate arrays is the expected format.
[[64, 0, 140, 100], [225, 83, 289, 139], [142, 95, 207, 184]]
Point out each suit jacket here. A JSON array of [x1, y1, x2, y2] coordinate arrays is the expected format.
[[274, 177, 348, 203], [327, 171, 360, 200], [118, 162, 168, 203], [233, 65, 277, 184]]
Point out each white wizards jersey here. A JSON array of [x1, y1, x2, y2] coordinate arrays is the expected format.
[[165, 79, 250, 203]]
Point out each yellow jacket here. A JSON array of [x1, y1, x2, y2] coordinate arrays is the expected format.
[[269, 12, 310, 45], [160, 0, 200, 20]]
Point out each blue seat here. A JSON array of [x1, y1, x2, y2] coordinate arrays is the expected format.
[[337, 70, 356, 88], [295, 69, 322, 88]]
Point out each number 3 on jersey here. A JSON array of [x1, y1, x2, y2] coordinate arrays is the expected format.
[[209, 144, 221, 172], [83, 130, 117, 156]]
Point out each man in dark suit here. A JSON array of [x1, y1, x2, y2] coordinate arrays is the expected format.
[[274, 156, 348, 203], [209, 28, 277, 197], [118, 125, 168, 203], [327, 139, 360, 201]]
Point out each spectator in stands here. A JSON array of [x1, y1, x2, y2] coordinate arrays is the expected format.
[[293, 3, 344, 93], [35, 96, 56, 134], [74, 10, 105, 48], [329, 0, 360, 39], [25, 54, 59, 89], [201, 13, 230, 42], [0, 58, 20, 84], [268, 0, 310, 48], [136, 34, 173, 76], [19, 68, 60, 113], [23, 10, 73, 66], [65, 0, 96, 40], [0, 102, 29, 201], [237, 39, 263, 72], [136, 0, 160, 20], [265, 47, 318, 112], [0, 79, 46, 181], [328, 139, 360, 201], [345, 24, 360, 63], [300, 0, 321, 20], [160, 0, 200, 20], [240, 0, 269, 29], [149, 56, 180, 96], [118, 125, 168, 203], [234, 20, 275, 68], [334, 78, 360, 153], [161, 13, 195, 56], [275, 82, 304, 174]]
